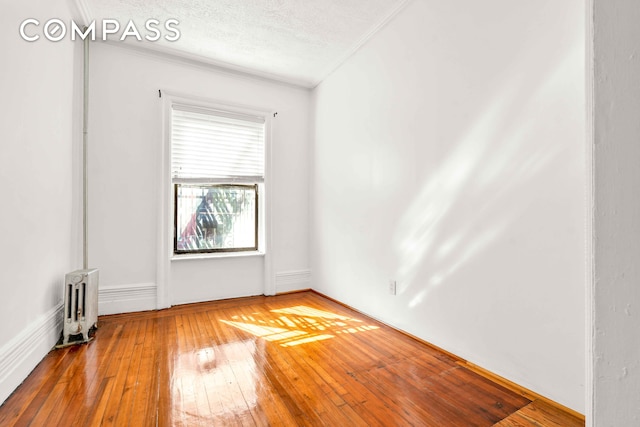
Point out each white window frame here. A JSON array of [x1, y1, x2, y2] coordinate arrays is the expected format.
[[157, 92, 274, 308]]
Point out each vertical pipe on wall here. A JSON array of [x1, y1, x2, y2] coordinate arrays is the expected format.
[[82, 33, 89, 270], [585, 2, 595, 425]]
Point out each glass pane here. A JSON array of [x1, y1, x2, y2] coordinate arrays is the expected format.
[[175, 184, 257, 252]]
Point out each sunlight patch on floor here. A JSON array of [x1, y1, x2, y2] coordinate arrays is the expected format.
[[220, 305, 379, 347]]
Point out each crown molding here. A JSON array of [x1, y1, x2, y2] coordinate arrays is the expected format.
[[100, 40, 314, 90], [311, 0, 412, 88], [71, 0, 93, 24]]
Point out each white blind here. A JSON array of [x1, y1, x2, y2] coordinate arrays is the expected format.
[[171, 105, 265, 183]]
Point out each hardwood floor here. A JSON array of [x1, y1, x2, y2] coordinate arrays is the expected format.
[[0, 291, 583, 426]]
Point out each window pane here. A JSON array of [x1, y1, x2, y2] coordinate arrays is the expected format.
[[175, 184, 257, 253]]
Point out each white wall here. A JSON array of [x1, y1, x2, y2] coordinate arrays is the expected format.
[[312, 0, 585, 413], [88, 43, 310, 312], [0, 0, 81, 405], [592, 0, 640, 424]]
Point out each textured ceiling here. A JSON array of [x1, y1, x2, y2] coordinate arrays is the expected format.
[[80, 0, 409, 87]]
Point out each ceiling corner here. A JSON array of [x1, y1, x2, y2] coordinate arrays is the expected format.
[[312, 0, 412, 87]]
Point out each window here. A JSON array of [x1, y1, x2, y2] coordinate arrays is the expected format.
[[171, 104, 265, 254]]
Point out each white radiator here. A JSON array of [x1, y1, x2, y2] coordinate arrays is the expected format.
[[63, 269, 99, 345]]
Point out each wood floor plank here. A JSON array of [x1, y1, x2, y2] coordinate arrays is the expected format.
[[0, 291, 584, 426], [63, 324, 124, 427], [112, 317, 146, 426], [100, 317, 141, 426], [157, 315, 177, 427], [494, 400, 585, 427]]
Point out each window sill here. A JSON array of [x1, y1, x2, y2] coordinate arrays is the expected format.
[[171, 251, 265, 261]]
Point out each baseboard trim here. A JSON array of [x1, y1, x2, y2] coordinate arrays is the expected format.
[[98, 283, 157, 315], [309, 289, 585, 422], [275, 288, 311, 296], [0, 303, 63, 405], [275, 269, 311, 294]]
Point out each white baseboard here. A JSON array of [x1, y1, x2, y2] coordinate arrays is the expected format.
[[0, 303, 63, 406], [98, 283, 157, 315], [275, 269, 311, 294]]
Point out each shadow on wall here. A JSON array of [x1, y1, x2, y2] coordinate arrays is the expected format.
[[392, 42, 583, 308]]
